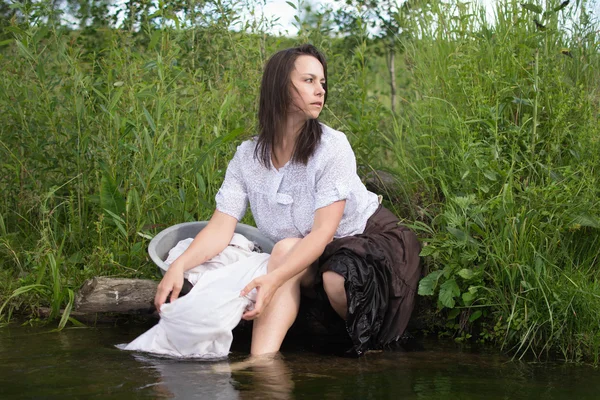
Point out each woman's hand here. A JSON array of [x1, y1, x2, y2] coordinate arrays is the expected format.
[[240, 272, 283, 320], [154, 263, 184, 312]]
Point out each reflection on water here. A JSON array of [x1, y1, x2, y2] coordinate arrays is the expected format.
[[133, 355, 239, 399], [230, 354, 294, 400], [1, 323, 600, 399], [132, 352, 294, 399]]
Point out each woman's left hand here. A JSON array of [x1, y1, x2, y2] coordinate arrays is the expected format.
[[240, 272, 283, 320]]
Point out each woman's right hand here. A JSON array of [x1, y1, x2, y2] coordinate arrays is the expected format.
[[152, 210, 238, 312], [154, 263, 184, 312]]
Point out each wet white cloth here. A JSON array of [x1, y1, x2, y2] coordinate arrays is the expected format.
[[215, 124, 380, 243], [163, 233, 258, 286], [120, 234, 269, 359]]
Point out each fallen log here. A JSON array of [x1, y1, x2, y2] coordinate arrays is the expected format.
[[36, 306, 159, 324], [75, 277, 158, 313], [35, 277, 160, 324]]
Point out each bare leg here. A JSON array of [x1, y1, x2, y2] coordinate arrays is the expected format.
[[322, 271, 347, 320], [250, 238, 316, 355]]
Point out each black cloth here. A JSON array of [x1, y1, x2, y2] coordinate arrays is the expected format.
[[314, 205, 422, 356]]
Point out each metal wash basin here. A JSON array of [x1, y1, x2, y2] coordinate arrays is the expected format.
[[148, 221, 275, 274]]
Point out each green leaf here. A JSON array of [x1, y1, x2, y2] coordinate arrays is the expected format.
[[286, 1, 297, 9], [457, 268, 475, 280], [439, 279, 460, 308], [469, 310, 483, 322], [143, 107, 156, 133], [125, 187, 139, 216], [196, 172, 206, 194], [67, 317, 87, 328], [149, 30, 161, 50], [520, 3, 543, 13], [512, 97, 533, 106], [91, 87, 109, 103], [147, 161, 164, 183], [57, 289, 74, 331], [0, 39, 13, 47], [3, 26, 27, 36], [462, 291, 475, 304], [15, 40, 35, 61], [104, 208, 128, 238], [448, 308, 460, 319], [194, 127, 244, 169], [0, 212, 6, 236], [109, 87, 124, 111], [33, 60, 51, 85], [553, 0, 569, 12], [535, 256, 545, 275], [447, 226, 467, 241], [137, 232, 153, 240], [103, 209, 124, 224], [419, 245, 435, 257], [571, 212, 600, 229], [418, 270, 443, 296], [32, 25, 48, 45], [441, 265, 454, 278], [483, 170, 498, 181], [100, 173, 126, 218]]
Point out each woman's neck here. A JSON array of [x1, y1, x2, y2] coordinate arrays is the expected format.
[[282, 112, 305, 144], [272, 114, 306, 169]]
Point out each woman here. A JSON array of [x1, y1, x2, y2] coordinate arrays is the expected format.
[[154, 44, 421, 356]]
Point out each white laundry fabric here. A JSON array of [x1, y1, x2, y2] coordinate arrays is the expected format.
[[163, 233, 258, 285], [119, 233, 270, 359]]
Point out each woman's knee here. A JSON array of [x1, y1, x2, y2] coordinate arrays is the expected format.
[[322, 271, 346, 301], [322, 271, 347, 319], [268, 238, 301, 271]]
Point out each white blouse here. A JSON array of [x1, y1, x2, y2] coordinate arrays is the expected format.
[[215, 124, 380, 243]]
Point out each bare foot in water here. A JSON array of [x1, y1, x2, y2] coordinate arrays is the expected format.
[[213, 352, 281, 372]]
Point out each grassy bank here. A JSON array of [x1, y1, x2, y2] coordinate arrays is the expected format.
[[391, 0, 600, 362], [1, 0, 599, 362]]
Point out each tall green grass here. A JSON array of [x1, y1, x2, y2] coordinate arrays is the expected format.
[[384, 0, 600, 362], [0, 9, 253, 319], [0, 0, 599, 362], [0, 1, 376, 323]]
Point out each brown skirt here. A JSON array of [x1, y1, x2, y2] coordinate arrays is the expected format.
[[308, 205, 421, 355]]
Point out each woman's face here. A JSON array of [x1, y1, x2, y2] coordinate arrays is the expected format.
[[289, 55, 326, 120]]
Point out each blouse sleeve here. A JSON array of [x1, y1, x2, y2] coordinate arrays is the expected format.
[[215, 144, 248, 221], [314, 136, 356, 210]]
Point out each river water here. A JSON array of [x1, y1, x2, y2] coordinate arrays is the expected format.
[[1, 323, 598, 399]]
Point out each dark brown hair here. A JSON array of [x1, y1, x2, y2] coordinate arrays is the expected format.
[[254, 44, 328, 168]]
